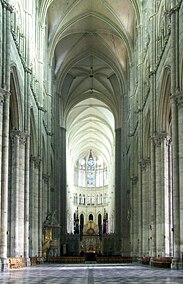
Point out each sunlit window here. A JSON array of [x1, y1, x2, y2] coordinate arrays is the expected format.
[[77, 151, 108, 188], [87, 150, 95, 188]]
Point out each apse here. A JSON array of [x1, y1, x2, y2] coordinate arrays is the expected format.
[[66, 98, 115, 237]]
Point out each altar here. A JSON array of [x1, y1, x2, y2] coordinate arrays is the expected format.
[[80, 221, 102, 255]]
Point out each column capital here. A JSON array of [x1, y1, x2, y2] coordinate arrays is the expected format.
[[1, 0, 13, 12], [170, 91, 183, 108], [30, 155, 41, 168], [169, 1, 182, 16], [19, 131, 29, 145], [152, 132, 167, 147], [170, 93, 177, 104], [0, 92, 4, 105], [130, 175, 138, 185], [10, 129, 29, 144], [165, 135, 172, 146], [42, 173, 50, 184], [10, 129, 20, 145], [139, 158, 151, 170], [0, 87, 10, 98], [176, 91, 183, 109]]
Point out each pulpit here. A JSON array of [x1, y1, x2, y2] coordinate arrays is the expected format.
[[43, 211, 61, 259]]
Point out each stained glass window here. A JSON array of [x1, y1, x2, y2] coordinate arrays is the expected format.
[[77, 151, 108, 188], [87, 150, 95, 187]]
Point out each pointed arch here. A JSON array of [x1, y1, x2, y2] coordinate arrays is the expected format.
[[180, 51, 183, 89], [30, 108, 38, 156], [157, 66, 173, 256], [10, 66, 23, 131], [144, 111, 151, 159], [42, 136, 47, 173], [157, 67, 171, 133]]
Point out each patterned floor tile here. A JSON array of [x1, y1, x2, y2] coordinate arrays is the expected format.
[[0, 263, 182, 284]]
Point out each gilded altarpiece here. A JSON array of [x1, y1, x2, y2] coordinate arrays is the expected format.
[[80, 221, 102, 254]]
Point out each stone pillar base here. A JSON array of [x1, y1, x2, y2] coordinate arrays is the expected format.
[[171, 258, 183, 269], [25, 257, 31, 267], [0, 258, 9, 271]]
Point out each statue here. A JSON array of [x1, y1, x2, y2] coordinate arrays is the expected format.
[[43, 211, 59, 227]]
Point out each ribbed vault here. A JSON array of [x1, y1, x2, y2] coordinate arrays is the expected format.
[[41, 0, 139, 195], [41, 0, 139, 110], [66, 98, 115, 168], [40, 0, 139, 194]]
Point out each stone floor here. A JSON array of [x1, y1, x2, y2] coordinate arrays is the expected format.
[[0, 263, 183, 284]]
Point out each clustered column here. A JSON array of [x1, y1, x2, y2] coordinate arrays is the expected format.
[[154, 134, 164, 257], [170, 0, 181, 269], [10, 130, 20, 257], [9, 130, 28, 257], [18, 133, 27, 256], [42, 174, 50, 220], [24, 133, 30, 263], [140, 158, 150, 256], [177, 93, 183, 264], [130, 176, 138, 258], [0, 0, 12, 271], [149, 1, 157, 260], [115, 128, 122, 253], [0, 92, 4, 210], [58, 127, 67, 245], [0, 91, 10, 271], [170, 95, 180, 267], [30, 156, 40, 257]]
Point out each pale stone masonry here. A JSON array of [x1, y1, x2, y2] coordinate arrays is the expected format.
[[0, 0, 183, 271]]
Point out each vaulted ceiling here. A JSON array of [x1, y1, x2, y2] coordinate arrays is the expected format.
[[39, 0, 140, 166]]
